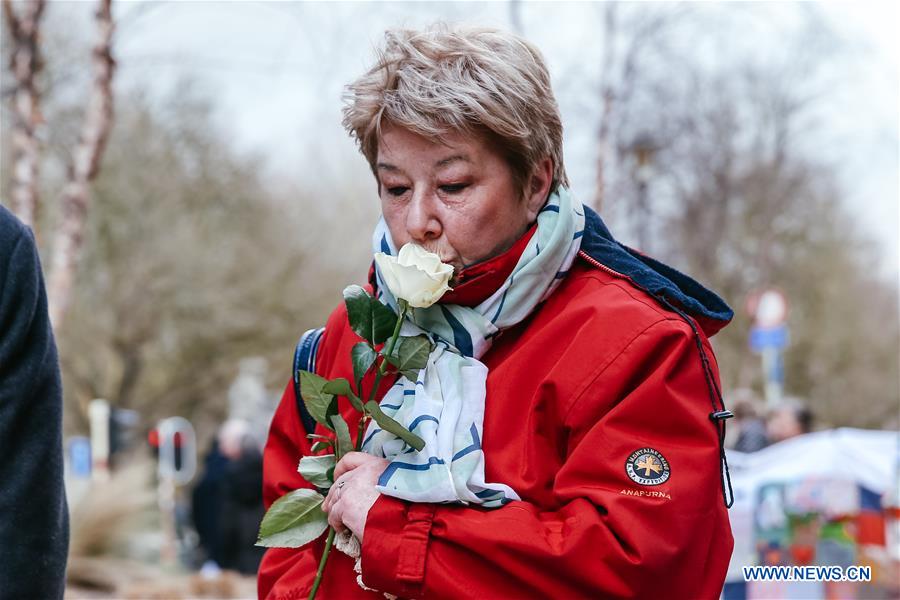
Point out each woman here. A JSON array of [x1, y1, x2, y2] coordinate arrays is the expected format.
[[260, 25, 734, 599]]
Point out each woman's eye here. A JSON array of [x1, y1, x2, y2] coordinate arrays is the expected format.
[[439, 183, 468, 194], [386, 186, 409, 197]]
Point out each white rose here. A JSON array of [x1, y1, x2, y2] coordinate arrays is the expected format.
[[374, 243, 454, 308]]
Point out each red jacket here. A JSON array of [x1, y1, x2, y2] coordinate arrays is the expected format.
[[259, 207, 735, 599]]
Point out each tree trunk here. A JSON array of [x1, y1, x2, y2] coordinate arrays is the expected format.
[[47, 0, 115, 329], [2, 0, 45, 232], [592, 2, 617, 213]]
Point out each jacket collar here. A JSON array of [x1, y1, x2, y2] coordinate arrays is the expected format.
[[580, 206, 734, 337]]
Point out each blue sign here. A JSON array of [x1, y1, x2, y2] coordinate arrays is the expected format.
[[749, 325, 789, 352], [68, 436, 91, 478]]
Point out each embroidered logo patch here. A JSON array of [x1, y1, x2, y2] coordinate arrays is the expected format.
[[625, 447, 670, 486]]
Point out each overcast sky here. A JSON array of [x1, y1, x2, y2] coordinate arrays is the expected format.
[[29, 0, 900, 280]]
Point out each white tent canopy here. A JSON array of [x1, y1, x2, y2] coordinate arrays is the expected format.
[[727, 428, 899, 495]]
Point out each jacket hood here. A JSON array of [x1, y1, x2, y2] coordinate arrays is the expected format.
[[580, 206, 733, 337]]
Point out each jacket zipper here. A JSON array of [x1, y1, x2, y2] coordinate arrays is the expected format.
[[578, 249, 629, 281]]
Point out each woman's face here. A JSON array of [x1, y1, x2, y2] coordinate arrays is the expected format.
[[376, 124, 550, 276]]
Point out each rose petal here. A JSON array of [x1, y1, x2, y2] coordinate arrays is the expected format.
[[399, 244, 442, 272], [377, 244, 454, 307]]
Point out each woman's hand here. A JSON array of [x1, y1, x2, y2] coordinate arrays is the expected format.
[[322, 452, 389, 542]]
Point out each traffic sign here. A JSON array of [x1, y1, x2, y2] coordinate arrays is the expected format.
[[749, 324, 789, 352], [747, 289, 789, 328]]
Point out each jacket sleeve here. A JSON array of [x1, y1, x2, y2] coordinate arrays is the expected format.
[[359, 318, 733, 600], [0, 215, 69, 599], [257, 380, 322, 599]]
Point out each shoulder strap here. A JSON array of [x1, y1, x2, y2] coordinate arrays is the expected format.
[[293, 327, 325, 435]]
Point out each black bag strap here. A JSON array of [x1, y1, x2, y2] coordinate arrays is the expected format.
[[292, 327, 325, 435]]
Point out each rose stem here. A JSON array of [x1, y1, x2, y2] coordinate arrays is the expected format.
[[357, 300, 408, 447], [308, 527, 336, 600]]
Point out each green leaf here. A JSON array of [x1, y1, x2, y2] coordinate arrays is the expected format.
[[384, 334, 432, 381], [400, 369, 420, 383], [323, 377, 364, 412], [310, 440, 332, 453], [322, 378, 352, 396], [365, 400, 426, 451], [343, 285, 398, 345], [324, 396, 339, 432], [256, 488, 329, 548], [351, 342, 377, 391], [347, 392, 364, 413], [299, 371, 335, 429], [330, 414, 353, 459], [298, 454, 336, 488]]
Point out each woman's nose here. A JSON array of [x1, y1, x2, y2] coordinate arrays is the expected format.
[[405, 190, 442, 243]]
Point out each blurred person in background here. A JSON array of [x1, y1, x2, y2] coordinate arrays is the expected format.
[[725, 389, 770, 453], [217, 419, 266, 575], [0, 205, 69, 599], [192, 436, 230, 571], [766, 399, 814, 444]]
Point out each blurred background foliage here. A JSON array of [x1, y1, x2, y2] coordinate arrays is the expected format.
[[1, 59, 378, 439], [1, 1, 896, 445], [589, 5, 900, 427]]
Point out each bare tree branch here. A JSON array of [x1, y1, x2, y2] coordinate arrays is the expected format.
[[591, 2, 617, 213], [48, 0, 115, 328], [2, 0, 45, 231]]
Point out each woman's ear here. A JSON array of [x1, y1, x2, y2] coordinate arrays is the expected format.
[[524, 157, 554, 222]]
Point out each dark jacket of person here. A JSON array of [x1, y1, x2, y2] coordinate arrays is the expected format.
[[218, 446, 265, 575], [0, 205, 69, 599], [191, 439, 230, 565]]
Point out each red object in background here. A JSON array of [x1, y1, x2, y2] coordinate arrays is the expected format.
[[761, 544, 784, 566], [258, 247, 734, 599], [147, 428, 183, 448], [856, 511, 887, 546], [790, 544, 816, 565]]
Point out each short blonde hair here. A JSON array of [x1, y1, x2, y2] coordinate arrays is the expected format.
[[342, 24, 569, 195]]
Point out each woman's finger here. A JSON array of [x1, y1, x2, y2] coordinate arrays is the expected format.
[[333, 451, 375, 480], [322, 477, 344, 512], [326, 498, 346, 532]]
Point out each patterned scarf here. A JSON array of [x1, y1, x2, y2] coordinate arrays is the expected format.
[[362, 187, 585, 507]]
